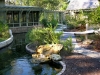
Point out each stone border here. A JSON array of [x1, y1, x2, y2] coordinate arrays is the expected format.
[[0, 29, 13, 48], [26, 43, 37, 54], [57, 61, 66, 75]]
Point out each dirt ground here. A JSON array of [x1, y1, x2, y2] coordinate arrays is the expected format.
[[60, 52, 100, 75]]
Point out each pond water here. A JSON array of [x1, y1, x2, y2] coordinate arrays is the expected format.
[[0, 33, 62, 75]]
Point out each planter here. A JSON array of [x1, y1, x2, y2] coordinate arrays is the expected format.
[[26, 43, 38, 54], [0, 29, 13, 48]]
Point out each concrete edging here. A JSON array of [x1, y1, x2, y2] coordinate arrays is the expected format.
[[0, 29, 13, 48], [26, 43, 37, 54], [57, 61, 66, 75]]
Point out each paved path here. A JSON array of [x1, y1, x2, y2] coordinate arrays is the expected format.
[[61, 32, 100, 58]]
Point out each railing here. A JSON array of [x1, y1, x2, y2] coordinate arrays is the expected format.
[[7, 22, 39, 27]]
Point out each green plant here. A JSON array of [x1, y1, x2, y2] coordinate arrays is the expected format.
[[78, 20, 86, 25], [25, 26, 63, 45], [40, 18, 48, 27], [86, 6, 100, 29], [40, 17, 58, 28], [48, 17, 58, 28], [77, 20, 86, 31], [66, 16, 79, 29], [61, 37, 74, 54], [0, 21, 9, 41]]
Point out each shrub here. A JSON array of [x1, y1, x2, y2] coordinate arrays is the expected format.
[[61, 37, 74, 54], [25, 26, 63, 45], [0, 21, 9, 41], [40, 18, 48, 27], [40, 18, 58, 28], [48, 18, 58, 28]]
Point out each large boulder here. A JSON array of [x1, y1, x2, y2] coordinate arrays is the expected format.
[[31, 44, 63, 63], [32, 54, 50, 63], [94, 28, 100, 35], [36, 44, 63, 56], [83, 39, 93, 45]]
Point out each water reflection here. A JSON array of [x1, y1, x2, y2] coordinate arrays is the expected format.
[[0, 33, 62, 75]]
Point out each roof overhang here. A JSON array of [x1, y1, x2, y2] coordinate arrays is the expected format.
[[0, 5, 43, 11], [66, 0, 99, 11]]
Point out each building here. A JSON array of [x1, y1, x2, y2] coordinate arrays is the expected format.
[[0, 0, 64, 33], [66, 0, 99, 16]]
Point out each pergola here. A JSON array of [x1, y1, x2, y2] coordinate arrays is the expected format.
[[43, 9, 65, 24], [0, 5, 43, 27], [0, 0, 65, 30]]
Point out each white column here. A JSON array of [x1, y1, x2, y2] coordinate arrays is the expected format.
[[44, 11, 46, 19], [86, 23, 88, 31], [26, 11, 30, 26], [19, 11, 22, 27], [54, 12, 57, 20]]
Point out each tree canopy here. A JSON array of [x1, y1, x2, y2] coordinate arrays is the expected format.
[[6, 0, 69, 10]]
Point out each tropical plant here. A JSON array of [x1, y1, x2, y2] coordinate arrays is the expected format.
[[40, 17, 58, 28], [61, 37, 74, 54], [48, 17, 58, 28], [88, 6, 100, 24], [40, 18, 48, 27], [0, 21, 9, 41], [25, 26, 63, 45]]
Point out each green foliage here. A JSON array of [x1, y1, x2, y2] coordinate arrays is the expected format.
[[0, 21, 9, 32], [66, 11, 87, 30], [48, 17, 58, 28], [57, 0, 68, 10], [61, 37, 74, 54], [88, 6, 100, 24], [77, 20, 86, 25], [0, 21, 9, 41], [25, 26, 63, 45], [41, 18, 48, 27], [66, 17, 79, 29], [40, 17, 58, 28], [33, 0, 67, 10], [12, 0, 68, 10]]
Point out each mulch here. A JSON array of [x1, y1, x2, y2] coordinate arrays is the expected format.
[[60, 28, 100, 75], [60, 53, 100, 75]]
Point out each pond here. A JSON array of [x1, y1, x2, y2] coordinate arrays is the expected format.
[[0, 33, 62, 75]]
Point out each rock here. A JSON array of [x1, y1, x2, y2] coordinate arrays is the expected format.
[[50, 54, 62, 61], [94, 29, 100, 35], [32, 54, 50, 63], [31, 44, 63, 63], [83, 39, 93, 45], [36, 44, 63, 55]]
